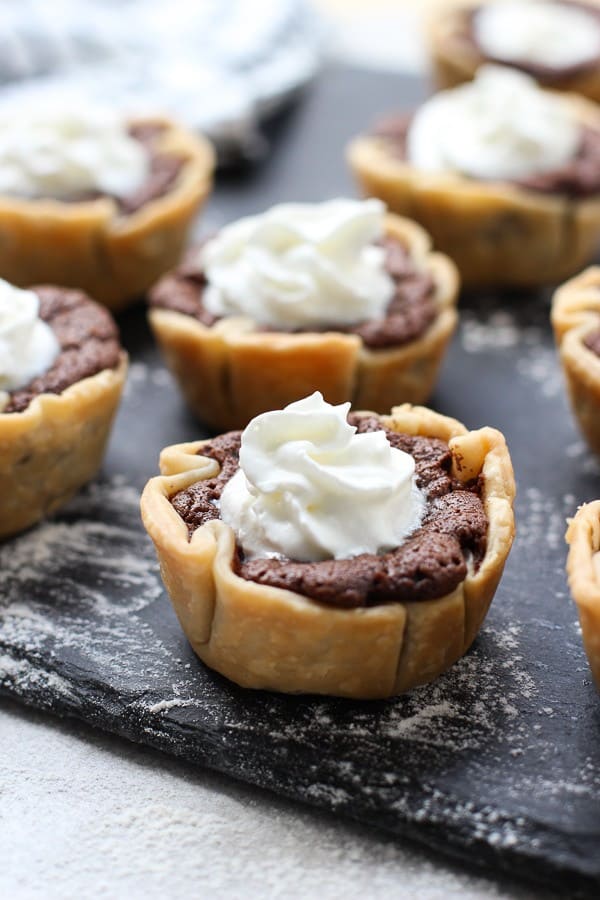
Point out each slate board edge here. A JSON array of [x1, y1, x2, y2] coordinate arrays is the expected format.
[[1, 646, 597, 899]]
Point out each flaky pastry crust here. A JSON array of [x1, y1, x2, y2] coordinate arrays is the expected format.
[[148, 214, 459, 432], [427, 0, 600, 103], [140, 405, 515, 699], [0, 117, 215, 312], [347, 94, 600, 287], [0, 354, 127, 539], [552, 266, 600, 454], [566, 501, 600, 688]]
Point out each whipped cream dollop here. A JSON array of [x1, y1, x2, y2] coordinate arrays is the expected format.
[[474, 1, 600, 72], [200, 199, 395, 329], [0, 103, 149, 200], [406, 65, 580, 180], [0, 280, 60, 393], [219, 392, 425, 563]]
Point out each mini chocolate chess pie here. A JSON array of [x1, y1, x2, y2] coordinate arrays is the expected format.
[[0, 283, 127, 539], [140, 401, 515, 699], [347, 67, 600, 287], [566, 501, 600, 688], [148, 202, 459, 432], [0, 114, 214, 312], [552, 266, 600, 455], [428, 0, 600, 103]]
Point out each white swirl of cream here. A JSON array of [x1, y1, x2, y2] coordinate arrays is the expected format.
[[219, 392, 425, 563], [0, 103, 149, 200], [474, 1, 600, 72], [200, 199, 395, 329], [0, 280, 60, 394], [406, 65, 580, 180]]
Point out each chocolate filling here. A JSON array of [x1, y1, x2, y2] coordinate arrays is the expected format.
[[584, 326, 600, 356], [4, 286, 122, 414], [464, 2, 600, 84], [170, 415, 487, 609], [149, 237, 437, 350], [120, 124, 185, 215], [372, 116, 600, 198]]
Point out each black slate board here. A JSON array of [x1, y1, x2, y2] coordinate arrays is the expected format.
[[1, 67, 599, 897]]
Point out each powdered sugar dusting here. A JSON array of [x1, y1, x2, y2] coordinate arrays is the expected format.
[[518, 486, 573, 553], [515, 345, 563, 400], [146, 698, 195, 714], [461, 310, 524, 353], [0, 475, 173, 695], [460, 307, 563, 399], [0, 653, 74, 699], [124, 361, 173, 394]]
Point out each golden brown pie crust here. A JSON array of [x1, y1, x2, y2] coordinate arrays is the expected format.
[[148, 214, 459, 432], [0, 354, 127, 539], [0, 117, 215, 312], [566, 501, 600, 688], [347, 94, 600, 287], [140, 405, 516, 699], [428, 0, 600, 102], [552, 266, 600, 454]]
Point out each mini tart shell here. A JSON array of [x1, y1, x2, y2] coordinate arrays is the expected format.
[[0, 354, 127, 539], [566, 501, 600, 688], [427, 0, 600, 103], [552, 266, 600, 454], [0, 117, 215, 312], [148, 214, 459, 432], [347, 93, 600, 287], [140, 405, 516, 699]]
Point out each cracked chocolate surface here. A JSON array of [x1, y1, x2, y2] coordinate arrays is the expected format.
[[170, 415, 487, 609], [149, 236, 438, 351], [4, 286, 122, 414]]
